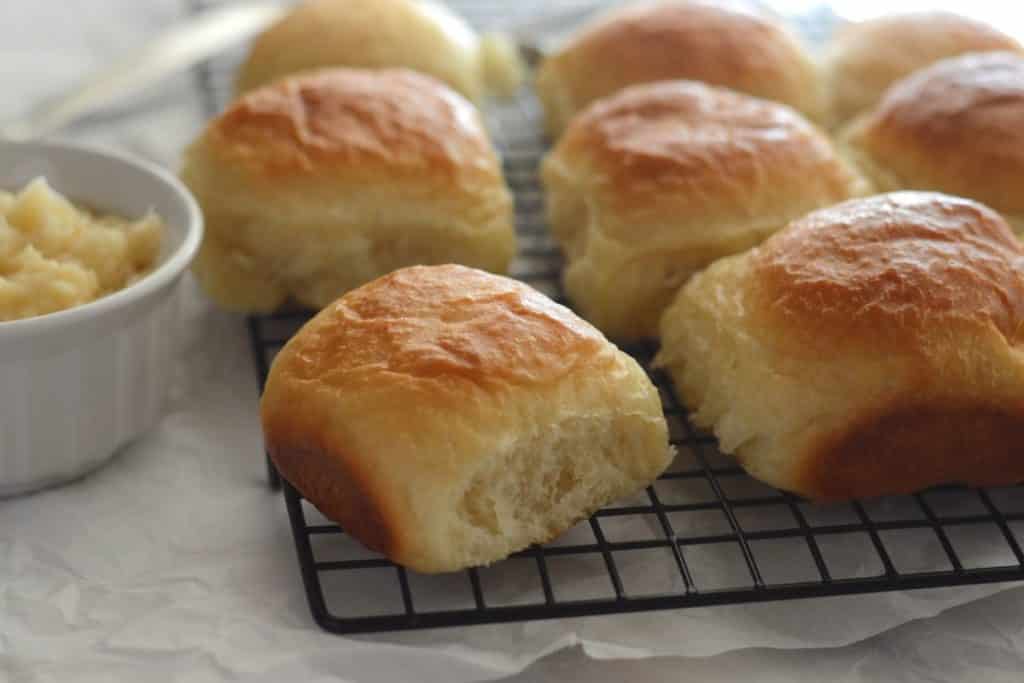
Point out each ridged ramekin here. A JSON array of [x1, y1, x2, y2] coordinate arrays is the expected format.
[[0, 140, 202, 497]]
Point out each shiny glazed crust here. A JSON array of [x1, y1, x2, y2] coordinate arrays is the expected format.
[[235, 0, 488, 101], [657, 193, 1024, 501], [843, 52, 1024, 232], [542, 80, 866, 341], [536, 1, 823, 137], [823, 12, 1022, 128], [199, 69, 499, 183], [181, 69, 515, 312], [261, 265, 671, 572]]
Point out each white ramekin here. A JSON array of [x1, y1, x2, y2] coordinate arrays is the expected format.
[[0, 140, 203, 497]]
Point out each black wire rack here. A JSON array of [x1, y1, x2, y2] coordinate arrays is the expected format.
[[191, 0, 1024, 635]]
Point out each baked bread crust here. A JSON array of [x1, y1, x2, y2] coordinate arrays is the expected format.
[[536, 1, 822, 137], [542, 80, 866, 341], [823, 12, 1022, 128], [262, 265, 671, 572], [235, 0, 492, 101], [843, 52, 1024, 234], [182, 69, 515, 312], [658, 192, 1024, 501]]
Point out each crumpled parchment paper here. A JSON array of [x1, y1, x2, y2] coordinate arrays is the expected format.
[[2, 2, 1023, 682]]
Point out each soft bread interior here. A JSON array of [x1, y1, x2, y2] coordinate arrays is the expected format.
[[656, 256, 816, 489], [261, 264, 673, 573], [184, 186, 514, 312], [656, 255, 900, 490], [657, 253, 1024, 500], [545, 154, 800, 341], [563, 226, 786, 341], [447, 413, 669, 569]]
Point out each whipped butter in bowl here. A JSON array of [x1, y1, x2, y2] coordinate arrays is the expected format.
[[0, 178, 164, 322], [0, 141, 202, 496]]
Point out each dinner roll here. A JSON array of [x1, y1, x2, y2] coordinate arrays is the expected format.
[[236, 0, 523, 100], [657, 193, 1024, 502], [542, 80, 866, 342], [261, 265, 672, 573], [536, 1, 822, 137], [843, 52, 1024, 235], [823, 12, 1022, 128], [182, 69, 515, 313]]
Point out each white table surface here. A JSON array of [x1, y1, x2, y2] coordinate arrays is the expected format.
[[3, 2, 1024, 682]]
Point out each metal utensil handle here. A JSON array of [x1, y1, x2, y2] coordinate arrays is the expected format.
[[2, 3, 286, 140], [1, 1, 609, 141]]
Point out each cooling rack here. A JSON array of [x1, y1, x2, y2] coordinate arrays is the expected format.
[[190, 0, 1024, 634]]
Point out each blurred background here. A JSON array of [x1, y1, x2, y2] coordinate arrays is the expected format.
[[777, 0, 1022, 22], [3, 3, 1024, 681], [1, 0, 1022, 167]]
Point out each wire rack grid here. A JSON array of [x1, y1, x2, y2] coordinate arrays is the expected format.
[[190, 0, 1024, 635]]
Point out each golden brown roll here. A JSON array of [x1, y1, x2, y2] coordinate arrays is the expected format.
[[261, 265, 672, 573], [657, 192, 1024, 502], [536, 1, 822, 137], [236, 0, 523, 100], [823, 12, 1022, 128], [541, 80, 867, 342], [181, 68, 516, 313], [843, 51, 1024, 235]]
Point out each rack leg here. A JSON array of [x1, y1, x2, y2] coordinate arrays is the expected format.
[[266, 453, 281, 490]]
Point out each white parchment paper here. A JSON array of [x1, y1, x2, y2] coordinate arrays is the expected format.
[[3, 2, 1024, 682], [3, 282, 1018, 682]]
